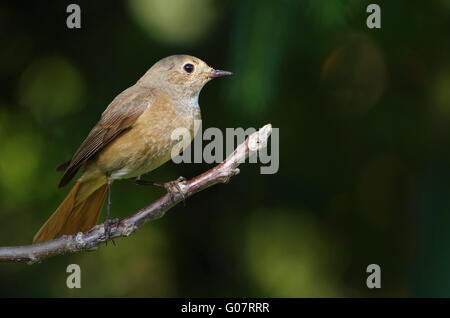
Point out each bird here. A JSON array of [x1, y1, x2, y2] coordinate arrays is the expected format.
[[33, 55, 232, 244]]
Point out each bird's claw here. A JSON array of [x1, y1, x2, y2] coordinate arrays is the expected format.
[[104, 218, 118, 246], [134, 176, 188, 205], [165, 176, 188, 205]]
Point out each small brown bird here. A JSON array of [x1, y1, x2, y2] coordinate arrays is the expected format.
[[33, 55, 231, 244]]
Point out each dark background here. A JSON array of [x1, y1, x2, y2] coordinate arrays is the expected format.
[[1, 0, 450, 297]]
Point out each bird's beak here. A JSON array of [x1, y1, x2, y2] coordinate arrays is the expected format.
[[208, 69, 233, 78]]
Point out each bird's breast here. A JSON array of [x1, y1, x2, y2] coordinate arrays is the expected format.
[[95, 99, 201, 180]]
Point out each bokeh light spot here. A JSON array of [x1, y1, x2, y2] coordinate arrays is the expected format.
[[128, 0, 217, 46], [17, 56, 86, 122], [430, 68, 450, 119], [245, 208, 343, 297], [321, 34, 387, 116], [0, 131, 43, 202]]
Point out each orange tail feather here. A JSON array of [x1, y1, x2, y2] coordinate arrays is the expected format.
[[33, 181, 107, 244]]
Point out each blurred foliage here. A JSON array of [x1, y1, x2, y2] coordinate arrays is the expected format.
[[1, 0, 450, 297], [128, 0, 218, 46], [17, 56, 86, 122]]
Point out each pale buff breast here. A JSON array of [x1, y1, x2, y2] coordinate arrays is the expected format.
[[94, 91, 201, 180]]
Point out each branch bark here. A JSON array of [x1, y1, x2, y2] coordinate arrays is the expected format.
[[0, 124, 272, 264]]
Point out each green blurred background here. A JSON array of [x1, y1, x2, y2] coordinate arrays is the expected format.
[[1, 0, 450, 297]]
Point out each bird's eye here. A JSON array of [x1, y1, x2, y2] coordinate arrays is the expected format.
[[184, 63, 194, 73]]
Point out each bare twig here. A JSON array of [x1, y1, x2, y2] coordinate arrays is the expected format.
[[0, 124, 272, 264]]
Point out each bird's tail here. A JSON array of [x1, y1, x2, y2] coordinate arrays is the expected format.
[[33, 179, 108, 244]]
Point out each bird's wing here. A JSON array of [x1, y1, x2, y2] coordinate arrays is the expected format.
[[58, 86, 155, 188]]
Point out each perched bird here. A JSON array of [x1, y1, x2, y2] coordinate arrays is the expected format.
[[33, 55, 231, 244]]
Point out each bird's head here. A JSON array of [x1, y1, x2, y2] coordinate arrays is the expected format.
[[138, 55, 232, 98]]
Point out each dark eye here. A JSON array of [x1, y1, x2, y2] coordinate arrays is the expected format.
[[184, 63, 194, 73]]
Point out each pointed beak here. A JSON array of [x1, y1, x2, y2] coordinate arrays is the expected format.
[[208, 69, 233, 78]]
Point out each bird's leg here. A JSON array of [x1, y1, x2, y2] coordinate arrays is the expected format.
[[134, 176, 188, 205], [104, 178, 116, 246]]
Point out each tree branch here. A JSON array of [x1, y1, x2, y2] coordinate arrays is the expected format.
[[0, 124, 272, 264]]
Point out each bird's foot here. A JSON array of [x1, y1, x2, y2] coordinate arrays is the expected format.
[[164, 176, 188, 204], [104, 218, 119, 246], [134, 176, 188, 205]]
